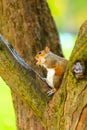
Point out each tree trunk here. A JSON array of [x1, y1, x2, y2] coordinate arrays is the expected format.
[[0, 0, 87, 130], [0, 0, 62, 130]]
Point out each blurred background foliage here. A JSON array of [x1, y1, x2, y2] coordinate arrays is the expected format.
[[47, 0, 87, 59], [0, 1, 87, 130], [47, 0, 87, 33]]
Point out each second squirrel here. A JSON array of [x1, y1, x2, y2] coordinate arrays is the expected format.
[[35, 46, 68, 96]]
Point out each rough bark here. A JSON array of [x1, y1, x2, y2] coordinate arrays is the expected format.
[[0, 0, 87, 130], [0, 20, 87, 130], [0, 0, 62, 130], [45, 20, 87, 130]]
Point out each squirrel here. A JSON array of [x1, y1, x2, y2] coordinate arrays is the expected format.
[[35, 46, 68, 96]]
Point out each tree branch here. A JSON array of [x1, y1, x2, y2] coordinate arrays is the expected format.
[[0, 34, 47, 82], [45, 20, 87, 130], [0, 34, 49, 125]]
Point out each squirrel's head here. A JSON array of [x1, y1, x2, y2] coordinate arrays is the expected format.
[[34, 46, 50, 66]]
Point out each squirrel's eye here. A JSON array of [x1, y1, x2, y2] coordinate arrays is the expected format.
[[38, 51, 41, 54]]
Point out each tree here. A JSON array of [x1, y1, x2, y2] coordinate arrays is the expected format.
[[0, 0, 87, 130]]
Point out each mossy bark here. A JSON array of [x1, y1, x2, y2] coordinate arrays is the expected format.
[[46, 20, 87, 130], [0, 0, 62, 130], [0, 0, 87, 130]]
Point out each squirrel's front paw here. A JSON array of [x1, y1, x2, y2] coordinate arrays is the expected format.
[[47, 88, 56, 96], [41, 77, 47, 82]]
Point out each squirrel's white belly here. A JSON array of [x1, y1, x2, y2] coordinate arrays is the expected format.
[[46, 68, 55, 88]]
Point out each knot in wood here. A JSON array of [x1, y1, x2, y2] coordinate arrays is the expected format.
[[72, 61, 85, 79]]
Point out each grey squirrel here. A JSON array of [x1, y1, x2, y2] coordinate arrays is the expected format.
[[35, 46, 68, 96]]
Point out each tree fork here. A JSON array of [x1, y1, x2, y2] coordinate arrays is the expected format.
[[0, 20, 87, 130], [0, 0, 87, 130]]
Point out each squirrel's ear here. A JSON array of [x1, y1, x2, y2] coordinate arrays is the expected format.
[[45, 46, 50, 53]]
